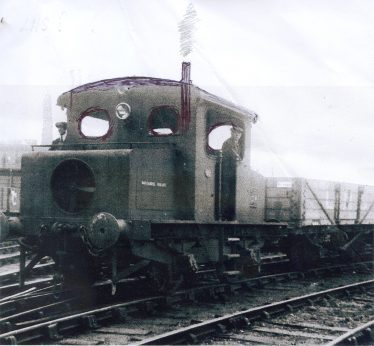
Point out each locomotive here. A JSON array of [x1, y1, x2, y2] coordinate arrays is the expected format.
[[0, 63, 373, 290]]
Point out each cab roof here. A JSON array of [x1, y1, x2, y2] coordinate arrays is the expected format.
[[58, 76, 258, 123]]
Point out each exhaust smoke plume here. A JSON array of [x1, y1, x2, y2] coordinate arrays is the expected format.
[[178, 3, 198, 58]]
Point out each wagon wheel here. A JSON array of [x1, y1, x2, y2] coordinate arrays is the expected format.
[[287, 235, 321, 270], [288, 244, 308, 271]]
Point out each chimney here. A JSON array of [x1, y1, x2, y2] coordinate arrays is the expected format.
[[181, 61, 191, 84], [180, 62, 191, 132]]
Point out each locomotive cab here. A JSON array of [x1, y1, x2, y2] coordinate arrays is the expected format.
[[23, 73, 258, 227]]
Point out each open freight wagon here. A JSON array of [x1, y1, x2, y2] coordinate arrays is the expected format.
[[265, 177, 374, 267]]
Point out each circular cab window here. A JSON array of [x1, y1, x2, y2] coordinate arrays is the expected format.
[[148, 106, 179, 136], [208, 124, 233, 150], [207, 123, 245, 160], [78, 108, 112, 139]]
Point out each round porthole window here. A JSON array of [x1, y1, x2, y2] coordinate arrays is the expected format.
[[78, 108, 112, 139], [148, 106, 179, 136]]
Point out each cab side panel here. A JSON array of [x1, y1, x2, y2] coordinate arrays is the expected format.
[[129, 148, 182, 220]]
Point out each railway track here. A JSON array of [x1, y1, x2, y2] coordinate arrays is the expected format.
[[0, 262, 54, 285], [0, 238, 54, 299], [139, 279, 374, 345], [0, 262, 55, 300], [0, 284, 74, 318], [327, 319, 374, 345], [0, 261, 371, 345], [0, 241, 52, 269], [0, 240, 20, 266]]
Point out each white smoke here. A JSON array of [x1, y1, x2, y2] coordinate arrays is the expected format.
[[178, 3, 198, 58]]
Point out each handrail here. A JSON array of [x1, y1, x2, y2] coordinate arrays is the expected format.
[[31, 142, 176, 151]]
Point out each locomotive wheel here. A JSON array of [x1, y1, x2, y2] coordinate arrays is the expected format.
[[56, 256, 97, 289], [146, 262, 172, 293], [145, 262, 184, 293]]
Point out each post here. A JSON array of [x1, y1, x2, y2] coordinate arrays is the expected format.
[[19, 244, 26, 287], [355, 186, 364, 224], [217, 152, 223, 221], [218, 226, 224, 276], [112, 248, 117, 282], [334, 184, 341, 224]]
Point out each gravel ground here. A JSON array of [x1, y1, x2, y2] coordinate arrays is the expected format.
[[205, 287, 374, 345], [57, 270, 374, 345]]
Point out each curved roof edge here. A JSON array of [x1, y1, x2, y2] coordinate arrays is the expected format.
[[57, 76, 258, 123], [197, 88, 258, 123], [70, 77, 184, 93]]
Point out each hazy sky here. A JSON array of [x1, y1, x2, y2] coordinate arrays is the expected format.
[[1, 0, 373, 185]]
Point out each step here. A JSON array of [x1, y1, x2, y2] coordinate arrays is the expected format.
[[227, 237, 240, 242], [223, 270, 241, 276], [224, 253, 240, 259]]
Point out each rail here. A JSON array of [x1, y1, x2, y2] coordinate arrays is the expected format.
[[0, 261, 372, 344], [327, 320, 374, 345], [138, 279, 374, 345]]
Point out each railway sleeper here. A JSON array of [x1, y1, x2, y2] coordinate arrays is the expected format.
[[363, 327, 374, 343], [187, 332, 198, 344], [0, 321, 12, 333], [0, 335, 17, 345], [140, 301, 156, 315], [81, 315, 99, 330], [227, 316, 247, 328], [112, 307, 128, 322], [45, 323, 63, 341], [215, 323, 226, 333]]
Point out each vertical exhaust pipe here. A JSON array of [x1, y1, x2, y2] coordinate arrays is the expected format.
[[180, 62, 191, 132]]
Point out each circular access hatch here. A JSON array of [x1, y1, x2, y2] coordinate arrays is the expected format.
[[51, 159, 96, 213]]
